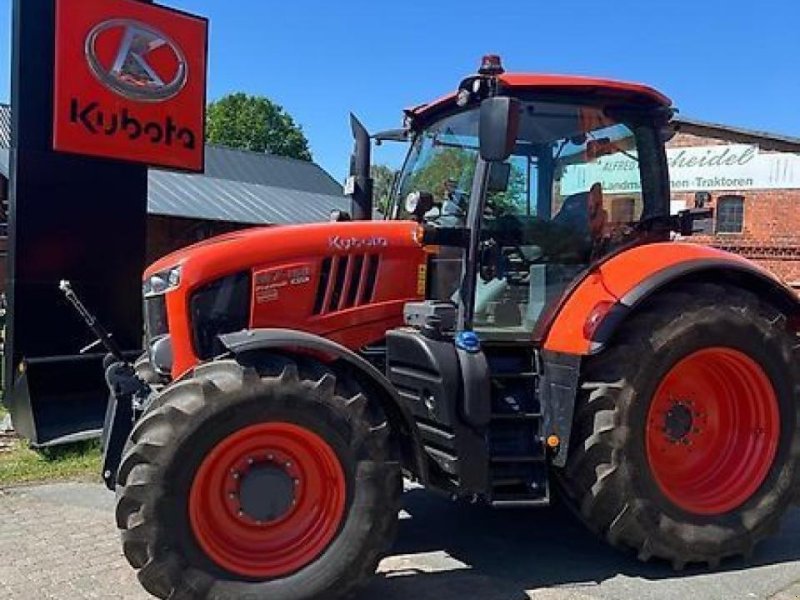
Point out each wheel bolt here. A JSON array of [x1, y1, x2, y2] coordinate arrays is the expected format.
[[294, 478, 300, 486], [232, 472, 240, 480], [285, 461, 292, 468], [237, 509, 244, 517], [247, 457, 254, 465], [267, 454, 274, 461], [228, 492, 236, 500]]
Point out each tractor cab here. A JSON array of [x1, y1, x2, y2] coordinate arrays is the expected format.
[[389, 55, 674, 341]]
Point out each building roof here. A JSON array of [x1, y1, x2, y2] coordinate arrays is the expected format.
[[147, 144, 348, 225], [0, 103, 348, 225], [674, 117, 800, 153], [0, 105, 10, 148], [148, 168, 347, 225]]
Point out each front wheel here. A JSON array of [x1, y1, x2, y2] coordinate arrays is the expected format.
[[115, 356, 401, 599], [559, 283, 800, 569]]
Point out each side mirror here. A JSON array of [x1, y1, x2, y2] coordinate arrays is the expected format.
[[479, 97, 520, 162], [487, 162, 511, 193]]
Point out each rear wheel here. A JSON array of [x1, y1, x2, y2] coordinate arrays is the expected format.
[[115, 355, 401, 599], [559, 283, 800, 568]]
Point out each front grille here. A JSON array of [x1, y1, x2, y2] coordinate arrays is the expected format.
[[312, 254, 380, 315], [144, 294, 168, 343], [190, 272, 251, 359]]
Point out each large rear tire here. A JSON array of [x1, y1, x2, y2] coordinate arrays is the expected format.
[[559, 283, 800, 569], [115, 355, 401, 599]]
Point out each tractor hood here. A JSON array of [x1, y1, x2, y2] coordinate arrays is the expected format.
[[146, 220, 424, 287], [146, 220, 428, 375]]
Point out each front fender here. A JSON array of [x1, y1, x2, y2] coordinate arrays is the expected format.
[[218, 328, 428, 481], [542, 242, 800, 355]]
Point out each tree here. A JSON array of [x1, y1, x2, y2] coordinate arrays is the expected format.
[[206, 93, 312, 161], [370, 165, 397, 215], [406, 148, 477, 201]]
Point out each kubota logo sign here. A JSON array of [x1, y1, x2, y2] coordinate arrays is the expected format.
[[85, 19, 188, 102], [53, 0, 208, 172]]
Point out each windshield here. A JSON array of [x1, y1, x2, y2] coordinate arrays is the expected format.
[[391, 109, 480, 226], [390, 100, 662, 242]]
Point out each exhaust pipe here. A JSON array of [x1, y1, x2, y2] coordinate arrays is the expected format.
[[347, 113, 373, 220]]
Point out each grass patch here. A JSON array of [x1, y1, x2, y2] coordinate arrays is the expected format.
[[0, 403, 7, 420], [0, 438, 102, 486]]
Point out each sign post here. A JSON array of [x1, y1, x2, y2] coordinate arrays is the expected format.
[[5, 0, 207, 445]]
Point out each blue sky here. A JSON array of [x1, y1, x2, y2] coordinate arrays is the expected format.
[[1, 0, 799, 181]]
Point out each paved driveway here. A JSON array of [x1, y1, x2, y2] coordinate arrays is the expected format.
[[0, 482, 799, 599]]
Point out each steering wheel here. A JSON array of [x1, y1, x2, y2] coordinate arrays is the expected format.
[[502, 244, 545, 284], [479, 240, 545, 283]]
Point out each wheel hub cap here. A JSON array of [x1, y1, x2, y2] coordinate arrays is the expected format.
[[238, 463, 296, 523], [663, 401, 694, 442]]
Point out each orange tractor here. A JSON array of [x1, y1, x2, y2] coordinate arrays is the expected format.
[[89, 56, 800, 599]]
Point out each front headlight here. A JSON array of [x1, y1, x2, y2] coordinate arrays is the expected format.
[[144, 265, 182, 296]]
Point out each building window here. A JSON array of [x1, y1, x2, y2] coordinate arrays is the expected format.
[[716, 195, 744, 234]]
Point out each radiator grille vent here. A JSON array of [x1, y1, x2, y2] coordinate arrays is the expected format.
[[312, 254, 380, 315]]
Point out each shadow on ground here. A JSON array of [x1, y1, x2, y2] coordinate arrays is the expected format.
[[365, 487, 800, 600]]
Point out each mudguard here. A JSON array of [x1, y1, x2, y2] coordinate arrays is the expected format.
[[542, 242, 800, 356], [217, 328, 428, 481]]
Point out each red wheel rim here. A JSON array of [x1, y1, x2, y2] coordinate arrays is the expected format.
[[645, 347, 780, 516], [189, 422, 346, 578]]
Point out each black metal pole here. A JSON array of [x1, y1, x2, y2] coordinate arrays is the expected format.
[[5, 0, 149, 444]]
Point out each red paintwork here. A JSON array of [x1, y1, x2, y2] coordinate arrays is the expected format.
[[542, 242, 767, 355], [408, 72, 671, 121], [645, 347, 779, 515], [189, 421, 346, 577], [148, 220, 425, 377], [53, 0, 207, 171]]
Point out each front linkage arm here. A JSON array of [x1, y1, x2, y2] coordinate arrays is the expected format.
[[59, 280, 153, 489]]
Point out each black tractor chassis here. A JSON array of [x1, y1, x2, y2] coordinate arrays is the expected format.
[[100, 359, 154, 490], [385, 328, 577, 505]]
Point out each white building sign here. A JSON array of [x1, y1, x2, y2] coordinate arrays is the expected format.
[[561, 144, 800, 195]]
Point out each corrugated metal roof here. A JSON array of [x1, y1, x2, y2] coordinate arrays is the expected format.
[[148, 169, 348, 224], [0, 104, 10, 149], [0, 106, 348, 225], [203, 145, 342, 195]]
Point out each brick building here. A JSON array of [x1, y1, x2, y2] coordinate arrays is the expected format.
[[668, 118, 800, 288]]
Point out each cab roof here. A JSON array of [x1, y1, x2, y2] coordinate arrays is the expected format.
[[408, 72, 672, 121]]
